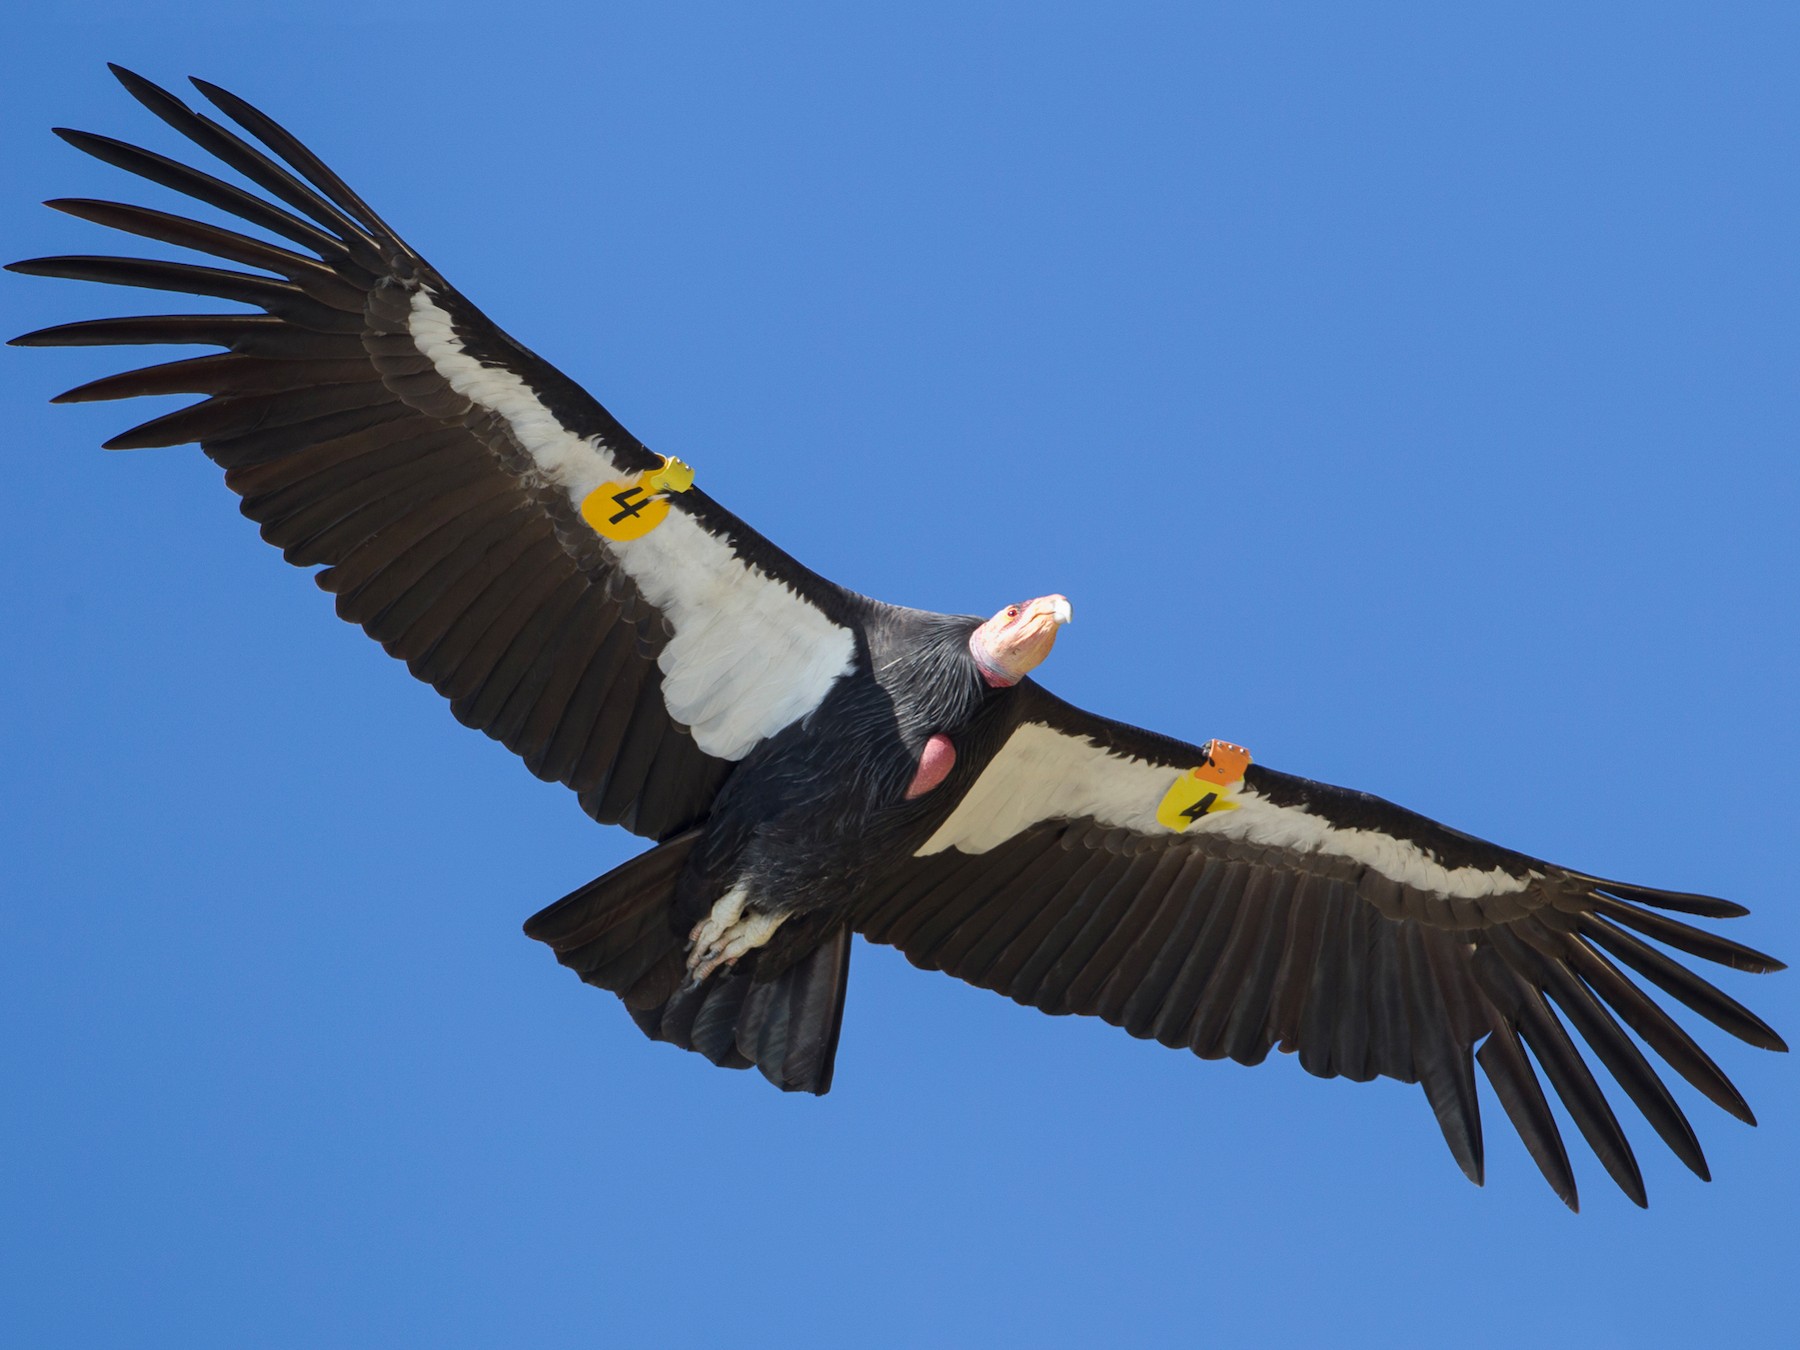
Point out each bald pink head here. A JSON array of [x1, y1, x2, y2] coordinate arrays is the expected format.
[[970, 594, 1073, 687]]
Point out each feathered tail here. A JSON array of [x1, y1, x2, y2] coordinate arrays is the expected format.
[[524, 830, 852, 1094]]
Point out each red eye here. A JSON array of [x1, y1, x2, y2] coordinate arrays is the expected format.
[[1005, 606, 1020, 619]]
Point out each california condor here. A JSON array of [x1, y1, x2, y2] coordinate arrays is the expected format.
[[10, 66, 1785, 1209]]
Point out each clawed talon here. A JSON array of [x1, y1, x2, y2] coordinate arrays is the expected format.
[[686, 889, 787, 982], [688, 889, 746, 968]]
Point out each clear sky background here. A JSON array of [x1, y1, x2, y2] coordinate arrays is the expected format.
[[4, 4, 1796, 1346]]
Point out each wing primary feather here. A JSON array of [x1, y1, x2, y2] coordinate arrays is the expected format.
[[106, 65, 384, 252], [46, 127, 373, 266], [10, 313, 343, 357], [100, 380, 393, 449], [188, 74, 409, 247], [1475, 1016, 1580, 1211], [1589, 896, 1784, 973], [1577, 914, 1789, 1051], [8, 257, 363, 328], [1509, 927, 1710, 1179], [44, 199, 376, 300], [170, 400, 417, 464], [1560, 935, 1758, 1124], [1579, 877, 1749, 920], [53, 352, 374, 403], [1478, 938, 1647, 1205]]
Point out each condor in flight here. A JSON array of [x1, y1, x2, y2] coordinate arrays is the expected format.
[[12, 66, 1784, 1209]]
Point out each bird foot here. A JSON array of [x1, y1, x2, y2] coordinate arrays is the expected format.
[[687, 890, 786, 983]]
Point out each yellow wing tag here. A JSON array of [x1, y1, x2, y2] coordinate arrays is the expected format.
[[580, 455, 696, 542], [1156, 739, 1252, 832]]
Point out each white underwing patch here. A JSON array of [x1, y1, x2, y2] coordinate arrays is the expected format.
[[408, 289, 854, 760], [916, 721, 1173, 856], [918, 722, 1531, 900]]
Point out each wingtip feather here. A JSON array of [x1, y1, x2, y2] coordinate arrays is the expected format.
[[7, 318, 67, 346], [107, 63, 159, 98], [1585, 877, 1752, 920]]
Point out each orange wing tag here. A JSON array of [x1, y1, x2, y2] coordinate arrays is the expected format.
[[580, 455, 695, 542], [1156, 739, 1252, 831]]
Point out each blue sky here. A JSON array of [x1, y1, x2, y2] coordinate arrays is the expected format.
[[3, 4, 1796, 1346]]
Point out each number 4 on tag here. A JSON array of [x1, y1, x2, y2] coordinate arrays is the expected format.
[[580, 455, 695, 542], [1156, 739, 1252, 832]]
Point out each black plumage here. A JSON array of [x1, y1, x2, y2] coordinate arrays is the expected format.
[[11, 65, 1785, 1208]]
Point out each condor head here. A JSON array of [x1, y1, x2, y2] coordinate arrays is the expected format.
[[969, 594, 1073, 687]]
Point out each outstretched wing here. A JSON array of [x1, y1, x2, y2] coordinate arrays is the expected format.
[[10, 66, 864, 840], [854, 681, 1785, 1208]]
